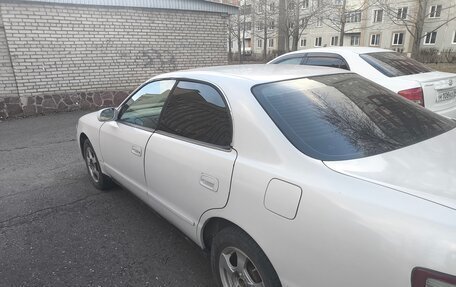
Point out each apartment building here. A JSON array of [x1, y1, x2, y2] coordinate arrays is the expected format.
[[230, 0, 456, 57]]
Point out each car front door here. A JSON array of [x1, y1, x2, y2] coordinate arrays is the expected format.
[[99, 80, 176, 198], [144, 80, 236, 239]]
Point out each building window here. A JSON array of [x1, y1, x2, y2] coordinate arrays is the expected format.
[[269, 3, 275, 12], [268, 38, 274, 47], [302, 0, 309, 9], [346, 11, 362, 23], [240, 4, 252, 15], [424, 31, 437, 45], [331, 36, 339, 46], [257, 22, 263, 31], [370, 34, 380, 46], [350, 35, 360, 46], [315, 37, 322, 47], [373, 9, 383, 22], [316, 17, 323, 27], [392, 32, 404, 45], [268, 20, 275, 30], [245, 22, 252, 31], [257, 39, 263, 48], [334, 0, 343, 5], [300, 38, 307, 47], [453, 31, 456, 44], [397, 7, 408, 19], [429, 5, 442, 18]]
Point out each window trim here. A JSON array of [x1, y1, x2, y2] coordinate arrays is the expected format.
[[429, 5, 442, 18], [370, 33, 381, 46], [423, 31, 437, 45], [115, 79, 178, 131], [156, 78, 234, 151], [373, 9, 383, 23], [392, 32, 405, 46], [397, 7, 408, 20]]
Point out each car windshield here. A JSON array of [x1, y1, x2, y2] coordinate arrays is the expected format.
[[252, 73, 456, 161], [360, 52, 432, 77]]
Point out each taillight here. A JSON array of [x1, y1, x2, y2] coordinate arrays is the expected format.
[[412, 267, 456, 287], [398, 87, 425, 106]]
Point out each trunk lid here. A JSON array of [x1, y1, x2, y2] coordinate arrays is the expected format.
[[324, 128, 456, 210], [398, 71, 456, 113]]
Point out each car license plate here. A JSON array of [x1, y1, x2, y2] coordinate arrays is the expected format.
[[436, 89, 456, 103]]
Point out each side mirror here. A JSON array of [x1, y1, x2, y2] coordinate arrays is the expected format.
[[97, 107, 117, 122]]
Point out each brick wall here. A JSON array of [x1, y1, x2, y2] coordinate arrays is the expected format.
[[0, 9, 20, 118], [0, 2, 228, 118]]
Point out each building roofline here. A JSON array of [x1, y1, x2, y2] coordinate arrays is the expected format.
[[0, 0, 239, 14]]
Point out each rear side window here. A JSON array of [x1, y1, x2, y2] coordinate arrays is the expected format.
[[360, 52, 432, 77], [158, 81, 232, 148], [306, 56, 349, 70], [252, 73, 455, 161]]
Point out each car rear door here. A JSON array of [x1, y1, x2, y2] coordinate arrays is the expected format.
[[144, 80, 236, 239], [99, 80, 176, 198]]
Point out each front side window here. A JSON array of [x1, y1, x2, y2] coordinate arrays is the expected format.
[[158, 81, 232, 148], [118, 80, 176, 129], [252, 74, 455, 161], [424, 31, 437, 45], [360, 52, 432, 77], [306, 56, 348, 70]]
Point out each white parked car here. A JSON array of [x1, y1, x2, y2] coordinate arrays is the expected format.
[[77, 65, 456, 287], [269, 47, 456, 118]]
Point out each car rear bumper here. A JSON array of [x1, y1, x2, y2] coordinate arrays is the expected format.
[[434, 104, 456, 119]]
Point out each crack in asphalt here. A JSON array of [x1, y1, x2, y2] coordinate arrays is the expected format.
[[0, 139, 77, 152], [0, 192, 105, 231]]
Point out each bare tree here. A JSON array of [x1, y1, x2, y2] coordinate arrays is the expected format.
[[323, 0, 372, 46], [252, 0, 277, 60], [374, 0, 456, 59], [227, 5, 244, 63]]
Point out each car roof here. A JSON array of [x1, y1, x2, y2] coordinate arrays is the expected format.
[[152, 64, 349, 85], [281, 46, 393, 56]]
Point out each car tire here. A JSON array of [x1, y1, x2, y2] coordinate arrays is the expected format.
[[211, 226, 282, 287], [83, 139, 113, 190]]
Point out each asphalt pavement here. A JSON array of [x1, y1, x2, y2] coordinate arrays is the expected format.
[[0, 111, 214, 287]]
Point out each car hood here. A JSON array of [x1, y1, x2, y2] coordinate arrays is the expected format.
[[324, 128, 456, 210]]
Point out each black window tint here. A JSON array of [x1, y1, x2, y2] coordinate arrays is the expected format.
[[360, 52, 432, 77], [252, 74, 455, 161], [158, 81, 232, 147], [118, 80, 176, 129], [306, 57, 348, 70], [277, 57, 303, 64]]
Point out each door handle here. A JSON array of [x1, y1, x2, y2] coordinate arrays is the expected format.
[[200, 174, 219, 192], [131, 145, 142, 157]]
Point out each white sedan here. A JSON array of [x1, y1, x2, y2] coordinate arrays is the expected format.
[[77, 65, 456, 287], [269, 47, 456, 118]]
